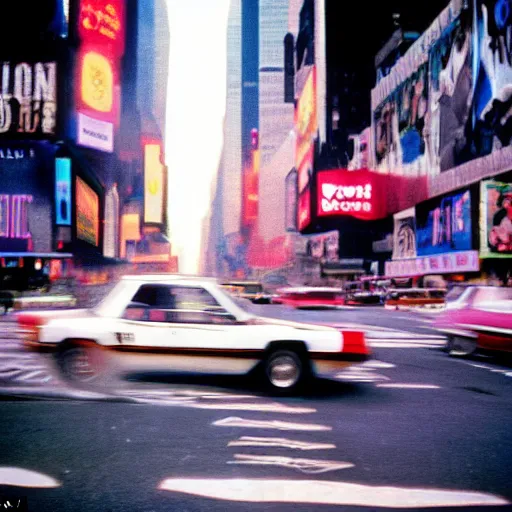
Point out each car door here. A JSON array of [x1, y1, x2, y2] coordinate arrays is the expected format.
[[160, 285, 261, 374]]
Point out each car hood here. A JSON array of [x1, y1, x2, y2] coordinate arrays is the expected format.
[[247, 316, 336, 331]]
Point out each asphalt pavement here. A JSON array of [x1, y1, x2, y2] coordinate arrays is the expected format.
[[1, 306, 511, 511]]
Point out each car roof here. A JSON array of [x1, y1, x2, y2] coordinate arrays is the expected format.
[[121, 274, 219, 284]]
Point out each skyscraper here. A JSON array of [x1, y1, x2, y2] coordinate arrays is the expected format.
[[222, 0, 243, 237]]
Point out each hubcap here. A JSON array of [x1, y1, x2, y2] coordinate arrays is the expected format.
[[267, 354, 300, 389], [63, 348, 98, 382]]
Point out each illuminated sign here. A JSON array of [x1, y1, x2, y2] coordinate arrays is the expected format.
[[0, 195, 32, 239], [76, 177, 99, 246], [79, 0, 125, 55], [0, 61, 57, 136], [242, 150, 260, 227], [77, 112, 113, 152], [385, 250, 480, 278], [480, 181, 512, 259], [80, 50, 114, 113], [144, 144, 164, 224], [316, 170, 389, 221], [298, 188, 311, 231], [297, 144, 314, 194], [55, 158, 72, 226], [295, 66, 317, 188]]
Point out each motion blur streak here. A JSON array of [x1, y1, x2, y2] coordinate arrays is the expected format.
[[158, 479, 509, 507], [227, 437, 336, 451], [212, 416, 332, 431], [0, 468, 61, 488]]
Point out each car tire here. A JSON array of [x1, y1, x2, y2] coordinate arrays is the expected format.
[[263, 348, 307, 394], [446, 335, 477, 358], [56, 341, 109, 389]]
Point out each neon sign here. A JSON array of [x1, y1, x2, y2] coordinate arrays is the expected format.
[[79, 0, 125, 55], [320, 183, 373, 214], [0, 194, 32, 239]]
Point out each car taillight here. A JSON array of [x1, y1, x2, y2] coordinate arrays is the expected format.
[[340, 330, 370, 355], [17, 314, 48, 344]]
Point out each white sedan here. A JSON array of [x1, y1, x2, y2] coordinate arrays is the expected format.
[[18, 275, 371, 393]]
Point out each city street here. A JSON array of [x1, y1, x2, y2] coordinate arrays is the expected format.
[[0, 307, 511, 511]]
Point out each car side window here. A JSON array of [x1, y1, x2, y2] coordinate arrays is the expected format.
[[122, 284, 235, 324]]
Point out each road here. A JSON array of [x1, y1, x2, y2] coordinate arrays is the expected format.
[[0, 306, 511, 511]]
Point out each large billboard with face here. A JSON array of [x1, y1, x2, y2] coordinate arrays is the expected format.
[[480, 180, 512, 258], [76, 176, 99, 246], [372, 0, 512, 189]]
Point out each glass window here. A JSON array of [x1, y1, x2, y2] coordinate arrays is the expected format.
[[473, 287, 512, 305], [123, 285, 232, 324]]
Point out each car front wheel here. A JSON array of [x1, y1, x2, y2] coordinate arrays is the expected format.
[[263, 349, 306, 394]]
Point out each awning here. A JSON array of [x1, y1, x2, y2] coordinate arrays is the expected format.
[[0, 252, 73, 258], [322, 268, 365, 276]]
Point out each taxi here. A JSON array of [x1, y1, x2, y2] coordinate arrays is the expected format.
[[18, 275, 370, 393]]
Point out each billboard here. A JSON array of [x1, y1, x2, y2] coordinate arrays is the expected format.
[[285, 169, 298, 232], [316, 169, 388, 221], [480, 181, 512, 258], [78, 0, 125, 56], [295, 66, 317, 193], [417, 189, 472, 256], [76, 176, 99, 246], [143, 143, 165, 224], [372, 0, 512, 183], [298, 187, 311, 231], [305, 230, 339, 262], [242, 149, 260, 228], [0, 61, 57, 137], [393, 208, 417, 260], [55, 158, 72, 226]]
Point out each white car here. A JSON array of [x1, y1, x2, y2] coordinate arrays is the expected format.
[[18, 275, 370, 393]]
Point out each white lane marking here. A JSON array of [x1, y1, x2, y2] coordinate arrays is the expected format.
[[228, 454, 353, 474], [228, 437, 336, 451], [0, 467, 61, 488], [370, 342, 444, 348], [213, 417, 332, 432], [16, 370, 48, 381], [377, 383, 441, 389], [158, 478, 509, 507], [361, 360, 396, 369], [190, 403, 316, 414]]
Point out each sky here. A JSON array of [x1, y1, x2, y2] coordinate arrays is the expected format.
[[165, 0, 231, 274]]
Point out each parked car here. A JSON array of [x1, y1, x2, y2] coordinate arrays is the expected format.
[[273, 287, 346, 309], [434, 286, 512, 357], [220, 281, 272, 304], [18, 275, 370, 393]]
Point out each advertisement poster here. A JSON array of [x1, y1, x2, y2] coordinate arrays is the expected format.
[[76, 177, 99, 246], [480, 181, 512, 258], [298, 187, 311, 231], [295, 67, 317, 193], [393, 208, 417, 260], [0, 61, 57, 137], [305, 230, 339, 262], [144, 144, 164, 224], [55, 158, 72, 226], [417, 189, 472, 256], [372, 0, 512, 178]]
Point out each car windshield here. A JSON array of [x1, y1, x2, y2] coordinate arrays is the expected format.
[[473, 287, 512, 305], [243, 284, 263, 294], [445, 286, 468, 301]]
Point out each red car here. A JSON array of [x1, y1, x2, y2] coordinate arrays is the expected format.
[[434, 286, 512, 357], [273, 287, 346, 309]]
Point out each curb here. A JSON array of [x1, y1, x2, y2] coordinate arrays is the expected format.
[[0, 386, 138, 403]]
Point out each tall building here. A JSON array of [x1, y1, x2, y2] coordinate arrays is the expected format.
[[222, 0, 243, 238]]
